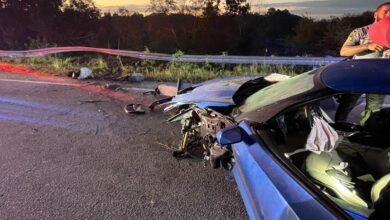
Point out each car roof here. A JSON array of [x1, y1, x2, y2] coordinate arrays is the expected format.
[[321, 59, 390, 94], [237, 59, 390, 124]]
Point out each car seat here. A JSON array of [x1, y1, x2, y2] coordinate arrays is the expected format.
[[281, 103, 390, 209], [302, 105, 390, 210], [306, 149, 390, 209]]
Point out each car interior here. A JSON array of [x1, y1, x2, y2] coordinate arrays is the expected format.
[[257, 95, 390, 218]]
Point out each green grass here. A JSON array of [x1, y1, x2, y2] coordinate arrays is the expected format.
[[142, 62, 301, 82], [0, 54, 309, 82]]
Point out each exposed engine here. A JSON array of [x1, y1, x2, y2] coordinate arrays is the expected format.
[[168, 106, 235, 169]]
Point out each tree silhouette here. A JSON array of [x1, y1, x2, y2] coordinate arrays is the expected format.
[[225, 0, 250, 16], [202, 0, 220, 17], [149, 0, 178, 14], [0, 0, 379, 56], [0, 0, 64, 48]]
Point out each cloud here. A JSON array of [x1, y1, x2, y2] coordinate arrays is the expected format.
[[254, 0, 384, 18]]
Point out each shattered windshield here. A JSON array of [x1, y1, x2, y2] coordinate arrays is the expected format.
[[239, 71, 315, 113]]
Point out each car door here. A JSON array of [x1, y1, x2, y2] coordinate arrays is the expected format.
[[228, 121, 355, 220]]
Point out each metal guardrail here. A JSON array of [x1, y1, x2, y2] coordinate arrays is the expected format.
[[0, 46, 345, 66]]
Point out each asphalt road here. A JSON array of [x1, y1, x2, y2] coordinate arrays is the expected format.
[[0, 72, 247, 219]]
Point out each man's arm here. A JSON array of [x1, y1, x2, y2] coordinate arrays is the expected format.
[[340, 42, 384, 57]]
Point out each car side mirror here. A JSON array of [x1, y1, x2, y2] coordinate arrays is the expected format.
[[217, 126, 243, 145]]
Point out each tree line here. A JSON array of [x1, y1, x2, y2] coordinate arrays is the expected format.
[[0, 0, 375, 56]]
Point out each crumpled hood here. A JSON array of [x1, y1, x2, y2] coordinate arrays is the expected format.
[[169, 76, 260, 107]]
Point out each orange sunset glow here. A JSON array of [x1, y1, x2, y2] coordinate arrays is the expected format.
[[94, 0, 149, 7]]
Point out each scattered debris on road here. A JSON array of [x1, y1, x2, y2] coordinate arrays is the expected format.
[[104, 83, 122, 91], [70, 67, 94, 79], [124, 104, 146, 114], [116, 72, 145, 82], [156, 85, 177, 97], [141, 85, 177, 97]]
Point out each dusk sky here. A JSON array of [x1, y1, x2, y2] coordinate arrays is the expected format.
[[94, 0, 387, 18]]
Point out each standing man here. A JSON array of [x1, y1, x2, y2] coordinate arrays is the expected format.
[[336, 2, 390, 124]]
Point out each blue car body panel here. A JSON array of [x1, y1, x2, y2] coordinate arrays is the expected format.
[[171, 76, 259, 107], [321, 59, 390, 94], [345, 210, 367, 220], [229, 121, 345, 220], [193, 101, 232, 108]]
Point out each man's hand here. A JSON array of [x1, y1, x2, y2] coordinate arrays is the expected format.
[[383, 49, 390, 58], [366, 43, 384, 51]]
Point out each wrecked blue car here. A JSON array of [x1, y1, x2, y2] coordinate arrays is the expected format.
[[164, 59, 390, 219]]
